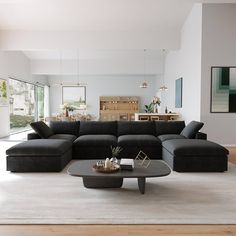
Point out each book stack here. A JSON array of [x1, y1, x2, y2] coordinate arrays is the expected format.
[[120, 159, 134, 170]]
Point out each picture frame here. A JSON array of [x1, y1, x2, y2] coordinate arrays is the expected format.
[[62, 86, 86, 110], [211, 66, 236, 113], [175, 77, 183, 108]]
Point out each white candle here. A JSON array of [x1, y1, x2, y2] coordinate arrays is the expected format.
[[105, 158, 111, 169]]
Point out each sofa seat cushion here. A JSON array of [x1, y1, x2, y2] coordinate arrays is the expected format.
[[49, 134, 77, 142], [118, 135, 160, 147], [6, 139, 72, 157], [162, 139, 229, 157], [74, 135, 117, 147], [158, 134, 186, 142]]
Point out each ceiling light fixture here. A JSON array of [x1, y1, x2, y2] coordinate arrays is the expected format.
[[140, 49, 148, 88], [159, 49, 168, 91]]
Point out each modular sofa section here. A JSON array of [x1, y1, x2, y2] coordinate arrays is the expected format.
[[162, 139, 228, 172], [117, 121, 162, 159], [6, 139, 72, 172], [73, 121, 118, 159]]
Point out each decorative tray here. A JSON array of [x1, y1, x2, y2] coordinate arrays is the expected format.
[[93, 163, 120, 173]]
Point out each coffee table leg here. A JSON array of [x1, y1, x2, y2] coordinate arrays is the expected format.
[[83, 177, 123, 188], [138, 177, 146, 194]]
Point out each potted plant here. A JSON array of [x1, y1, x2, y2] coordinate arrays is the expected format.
[[144, 103, 154, 113], [110, 146, 123, 164], [144, 96, 161, 113]]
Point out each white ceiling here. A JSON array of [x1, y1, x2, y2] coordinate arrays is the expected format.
[[0, 0, 234, 31], [2, 0, 236, 75], [0, 0, 194, 31]]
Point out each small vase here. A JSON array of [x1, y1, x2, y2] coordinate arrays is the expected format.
[[153, 105, 158, 113], [65, 109, 69, 117], [110, 157, 118, 165]]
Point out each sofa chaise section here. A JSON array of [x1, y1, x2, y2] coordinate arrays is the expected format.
[[6, 139, 72, 172], [162, 139, 228, 172]]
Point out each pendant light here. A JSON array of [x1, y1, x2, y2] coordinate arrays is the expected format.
[[76, 50, 87, 86], [140, 49, 148, 88], [159, 49, 168, 91]]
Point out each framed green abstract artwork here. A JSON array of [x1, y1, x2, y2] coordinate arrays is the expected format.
[[211, 67, 236, 113], [0, 78, 8, 106], [175, 77, 183, 108]]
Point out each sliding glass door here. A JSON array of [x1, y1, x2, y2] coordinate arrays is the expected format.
[[9, 78, 45, 134], [37, 86, 44, 121]]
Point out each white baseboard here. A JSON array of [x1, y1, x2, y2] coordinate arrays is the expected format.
[[222, 144, 236, 147]]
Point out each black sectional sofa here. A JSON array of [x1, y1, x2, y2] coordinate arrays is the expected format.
[[6, 120, 229, 172]]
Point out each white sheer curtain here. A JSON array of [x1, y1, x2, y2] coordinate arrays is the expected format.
[[44, 85, 50, 118]]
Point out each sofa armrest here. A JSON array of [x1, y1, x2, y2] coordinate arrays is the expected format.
[[195, 132, 207, 140], [27, 132, 41, 140]]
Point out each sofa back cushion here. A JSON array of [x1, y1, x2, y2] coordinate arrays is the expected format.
[[30, 121, 54, 138], [180, 120, 204, 138], [155, 121, 186, 136], [79, 121, 117, 136], [50, 121, 80, 136], [118, 121, 156, 136]]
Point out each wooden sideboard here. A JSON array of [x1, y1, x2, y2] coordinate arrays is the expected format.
[[134, 113, 179, 121], [99, 96, 139, 121]]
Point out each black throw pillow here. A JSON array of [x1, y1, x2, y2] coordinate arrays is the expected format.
[[180, 121, 204, 138], [30, 121, 54, 138]]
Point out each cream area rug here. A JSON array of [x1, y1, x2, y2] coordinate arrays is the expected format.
[[0, 141, 236, 224]]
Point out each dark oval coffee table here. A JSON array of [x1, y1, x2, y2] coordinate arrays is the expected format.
[[67, 160, 171, 194]]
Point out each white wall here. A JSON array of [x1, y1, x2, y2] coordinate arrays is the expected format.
[[0, 51, 48, 137], [162, 4, 202, 123], [49, 75, 160, 118], [201, 4, 236, 145], [30, 57, 162, 75]]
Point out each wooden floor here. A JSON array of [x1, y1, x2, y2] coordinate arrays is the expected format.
[[0, 147, 235, 236]]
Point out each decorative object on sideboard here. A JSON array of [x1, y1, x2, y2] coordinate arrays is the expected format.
[[152, 96, 161, 113], [144, 103, 154, 113], [144, 96, 161, 113], [135, 150, 151, 168], [60, 103, 75, 117], [211, 66, 236, 113], [175, 77, 183, 108]]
